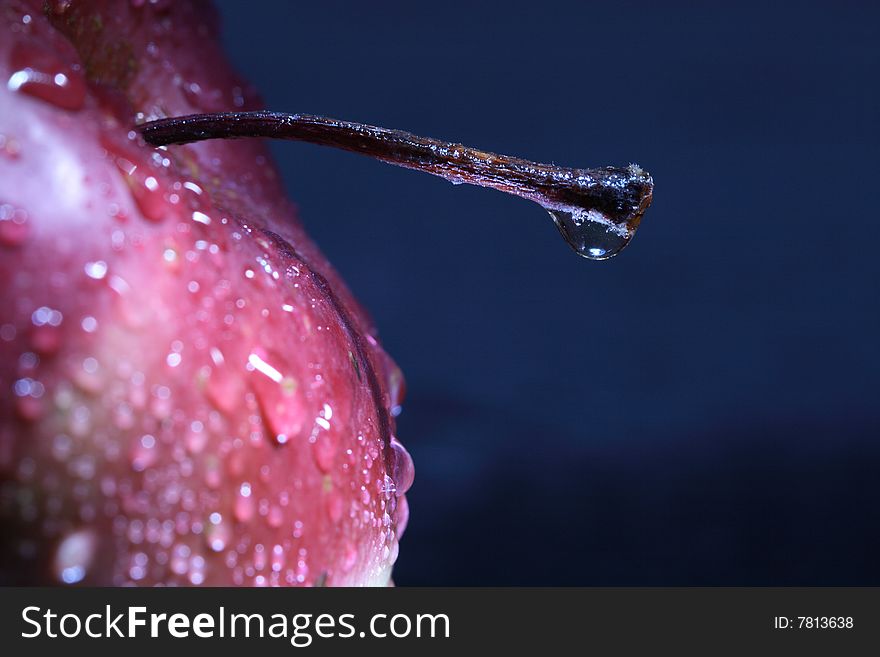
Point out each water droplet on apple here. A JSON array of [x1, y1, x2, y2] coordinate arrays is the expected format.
[[380, 474, 396, 500], [248, 350, 307, 445], [170, 543, 191, 575], [188, 555, 206, 585], [126, 172, 167, 222], [0, 134, 22, 160], [388, 539, 400, 565], [388, 437, 414, 497], [102, 136, 169, 223], [312, 434, 337, 473], [67, 404, 91, 436], [327, 489, 344, 523], [205, 513, 231, 552], [395, 495, 410, 537], [270, 544, 285, 572], [234, 482, 255, 522], [53, 529, 97, 584], [73, 356, 103, 393], [108, 274, 149, 328], [14, 376, 45, 420], [30, 325, 61, 355], [342, 542, 358, 572], [83, 260, 108, 280], [203, 456, 222, 489], [547, 208, 633, 260], [128, 551, 149, 581], [205, 360, 244, 416], [253, 543, 267, 571], [30, 307, 62, 354], [0, 202, 29, 246], [185, 420, 207, 453], [267, 505, 284, 528], [130, 433, 158, 471], [7, 42, 86, 110], [295, 552, 309, 583]]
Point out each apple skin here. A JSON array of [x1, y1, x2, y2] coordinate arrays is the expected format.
[[0, 0, 412, 585]]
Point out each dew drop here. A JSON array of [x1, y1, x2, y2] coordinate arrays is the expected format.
[[234, 482, 255, 522], [205, 514, 231, 552], [248, 351, 306, 445], [103, 139, 168, 223], [203, 456, 222, 489], [84, 260, 108, 280], [108, 274, 149, 328], [380, 474, 396, 500], [205, 362, 244, 416], [30, 325, 61, 355], [52, 433, 73, 460], [327, 490, 344, 523], [267, 505, 284, 528], [271, 544, 285, 572], [73, 356, 103, 393], [185, 420, 207, 454], [191, 210, 211, 225], [130, 433, 158, 472], [67, 404, 90, 436], [253, 543, 268, 571], [170, 543, 191, 575], [312, 434, 337, 473], [128, 551, 149, 581], [342, 542, 358, 572], [7, 43, 86, 110], [14, 376, 45, 420], [547, 208, 633, 260], [0, 202, 29, 246], [188, 555, 206, 585], [113, 403, 134, 430], [31, 305, 63, 327], [126, 173, 167, 222], [0, 134, 22, 160], [388, 437, 414, 497]]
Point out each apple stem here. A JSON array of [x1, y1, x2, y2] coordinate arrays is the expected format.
[[137, 111, 653, 258]]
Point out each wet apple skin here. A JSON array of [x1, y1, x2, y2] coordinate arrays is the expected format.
[[0, 0, 411, 586]]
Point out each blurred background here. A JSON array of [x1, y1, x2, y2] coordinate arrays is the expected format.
[[214, 0, 879, 584]]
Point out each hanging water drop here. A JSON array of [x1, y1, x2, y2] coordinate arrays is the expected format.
[[547, 208, 633, 260]]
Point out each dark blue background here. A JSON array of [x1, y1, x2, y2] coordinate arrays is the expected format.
[[214, 0, 880, 584]]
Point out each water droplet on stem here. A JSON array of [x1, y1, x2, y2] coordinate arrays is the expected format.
[[547, 208, 633, 260]]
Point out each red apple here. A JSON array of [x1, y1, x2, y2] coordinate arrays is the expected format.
[[0, 0, 412, 586]]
